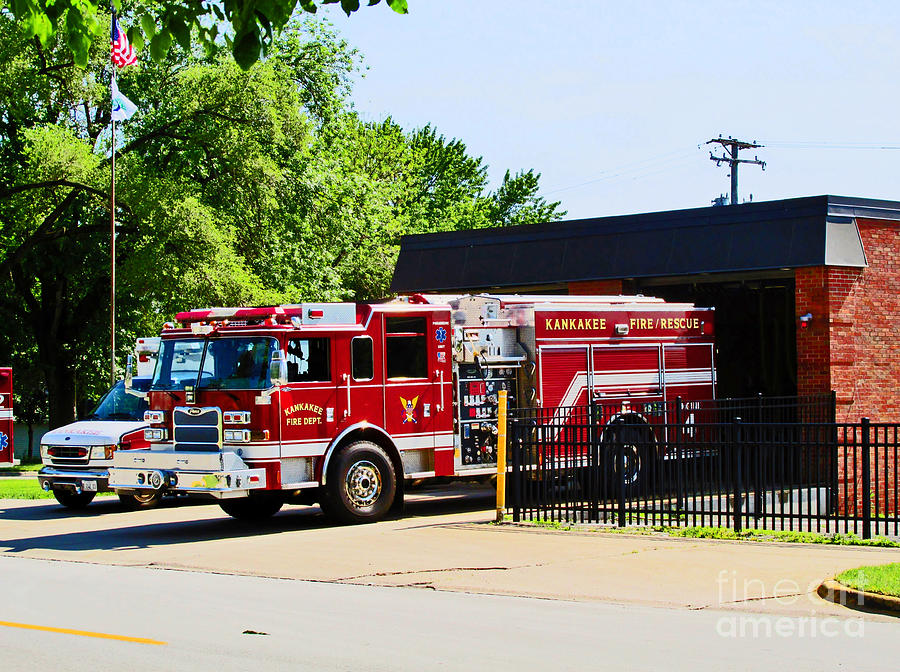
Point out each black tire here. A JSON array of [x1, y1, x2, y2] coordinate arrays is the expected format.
[[321, 441, 396, 524], [52, 489, 96, 509], [118, 491, 163, 509], [602, 416, 656, 497], [218, 492, 284, 520]]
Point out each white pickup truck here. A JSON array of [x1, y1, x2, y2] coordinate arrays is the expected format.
[[37, 339, 161, 509]]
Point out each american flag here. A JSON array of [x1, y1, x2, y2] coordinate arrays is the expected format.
[[111, 16, 137, 68]]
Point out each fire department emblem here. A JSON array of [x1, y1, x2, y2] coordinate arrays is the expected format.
[[400, 396, 419, 424], [0, 433, 7, 450], [435, 327, 447, 343]]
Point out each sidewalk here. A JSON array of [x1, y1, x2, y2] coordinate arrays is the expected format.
[[1, 490, 898, 621]]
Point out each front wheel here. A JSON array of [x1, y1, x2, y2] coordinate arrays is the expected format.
[[321, 441, 396, 524], [219, 493, 284, 520], [53, 489, 96, 509]]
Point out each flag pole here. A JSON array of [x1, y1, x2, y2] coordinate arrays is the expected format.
[[110, 68, 117, 387]]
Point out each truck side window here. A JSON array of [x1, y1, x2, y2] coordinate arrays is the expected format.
[[286, 338, 331, 383], [385, 316, 427, 379], [352, 336, 374, 381]]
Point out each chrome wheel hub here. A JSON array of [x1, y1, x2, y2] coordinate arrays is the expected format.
[[345, 460, 382, 508]]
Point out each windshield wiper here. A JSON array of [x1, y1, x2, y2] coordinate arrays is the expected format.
[[105, 412, 138, 420]]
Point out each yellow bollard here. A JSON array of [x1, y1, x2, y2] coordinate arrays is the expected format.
[[496, 389, 507, 522]]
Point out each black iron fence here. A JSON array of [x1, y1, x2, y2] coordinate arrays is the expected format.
[[506, 396, 900, 539]]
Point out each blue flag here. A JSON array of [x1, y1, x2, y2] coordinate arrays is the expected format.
[[111, 78, 138, 122]]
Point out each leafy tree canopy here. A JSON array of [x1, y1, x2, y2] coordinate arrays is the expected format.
[[7, 0, 408, 70], [0, 8, 562, 428]]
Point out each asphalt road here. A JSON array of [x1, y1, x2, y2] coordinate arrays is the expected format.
[[1, 555, 897, 672]]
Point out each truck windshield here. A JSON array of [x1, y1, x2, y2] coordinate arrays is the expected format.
[[151, 337, 278, 391], [88, 379, 150, 421]]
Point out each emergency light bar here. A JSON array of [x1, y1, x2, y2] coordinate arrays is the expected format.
[[175, 303, 356, 327]]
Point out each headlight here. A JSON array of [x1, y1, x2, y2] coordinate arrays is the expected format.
[[144, 428, 168, 442], [223, 410, 251, 424], [144, 410, 165, 423], [224, 429, 250, 443], [40, 445, 49, 459], [89, 445, 115, 460]]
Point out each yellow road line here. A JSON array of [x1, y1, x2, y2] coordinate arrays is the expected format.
[[0, 620, 166, 646]]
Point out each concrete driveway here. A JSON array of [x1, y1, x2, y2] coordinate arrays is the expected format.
[[1, 483, 898, 621]]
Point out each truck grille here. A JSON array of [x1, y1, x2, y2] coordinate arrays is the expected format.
[[173, 406, 222, 452], [47, 446, 89, 463]]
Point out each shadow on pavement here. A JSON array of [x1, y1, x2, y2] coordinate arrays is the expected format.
[[0, 484, 495, 554], [0, 495, 215, 521]]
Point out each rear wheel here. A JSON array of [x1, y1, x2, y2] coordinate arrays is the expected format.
[[321, 441, 396, 524], [52, 489, 96, 509], [218, 492, 284, 520], [118, 491, 163, 509], [603, 416, 656, 497]]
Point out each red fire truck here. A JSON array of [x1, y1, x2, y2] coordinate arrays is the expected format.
[[0, 368, 15, 467], [109, 294, 714, 522]]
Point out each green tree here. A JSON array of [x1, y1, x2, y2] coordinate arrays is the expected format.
[[0, 10, 564, 428], [0, 12, 355, 426], [298, 118, 564, 299], [7, 0, 408, 70]]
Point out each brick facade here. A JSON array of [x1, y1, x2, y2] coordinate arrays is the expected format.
[[795, 219, 900, 515], [795, 218, 900, 423], [568, 279, 624, 295]]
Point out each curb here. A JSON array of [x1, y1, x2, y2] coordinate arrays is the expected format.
[[818, 579, 900, 616]]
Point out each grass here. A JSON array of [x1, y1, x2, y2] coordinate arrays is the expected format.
[[0, 479, 56, 499], [0, 462, 43, 472], [501, 518, 900, 548], [835, 563, 900, 598], [664, 526, 900, 548], [0, 478, 114, 500]]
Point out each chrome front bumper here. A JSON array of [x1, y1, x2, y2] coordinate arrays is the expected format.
[[37, 466, 111, 492], [108, 450, 267, 499]]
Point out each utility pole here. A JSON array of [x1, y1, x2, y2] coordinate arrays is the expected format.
[[707, 136, 766, 205]]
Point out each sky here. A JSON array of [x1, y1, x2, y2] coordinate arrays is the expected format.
[[320, 0, 900, 221]]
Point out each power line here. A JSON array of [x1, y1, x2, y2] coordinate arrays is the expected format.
[[761, 140, 900, 150], [542, 147, 696, 195]]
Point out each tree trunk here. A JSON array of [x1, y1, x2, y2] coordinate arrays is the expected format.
[[45, 360, 77, 429]]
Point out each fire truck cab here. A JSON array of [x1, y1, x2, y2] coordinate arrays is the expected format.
[[109, 294, 714, 523]]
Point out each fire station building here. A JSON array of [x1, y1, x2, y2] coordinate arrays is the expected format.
[[391, 195, 900, 423]]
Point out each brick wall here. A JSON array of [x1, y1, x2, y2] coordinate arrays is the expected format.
[[830, 219, 900, 423], [795, 219, 900, 423], [799, 218, 900, 516], [795, 266, 831, 401], [567, 279, 624, 295]]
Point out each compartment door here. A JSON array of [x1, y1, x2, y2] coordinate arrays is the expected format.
[[538, 346, 590, 409]]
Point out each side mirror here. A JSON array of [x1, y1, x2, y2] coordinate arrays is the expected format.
[[124, 354, 134, 390], [270, 350, 288, 387], [124, 354, 147, 399]]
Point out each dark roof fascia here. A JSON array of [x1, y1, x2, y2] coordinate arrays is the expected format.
[[391, 195, 896, 292], [826, 195, 900, 222], [398, 195, 832, 251]]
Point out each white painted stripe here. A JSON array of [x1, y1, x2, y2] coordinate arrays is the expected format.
[[592, 372, 660, 387], [281, 444, 328, 458], [0, 410, 12, 419], [394, 435, 437, 450], [663, 370, 715, 384]]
